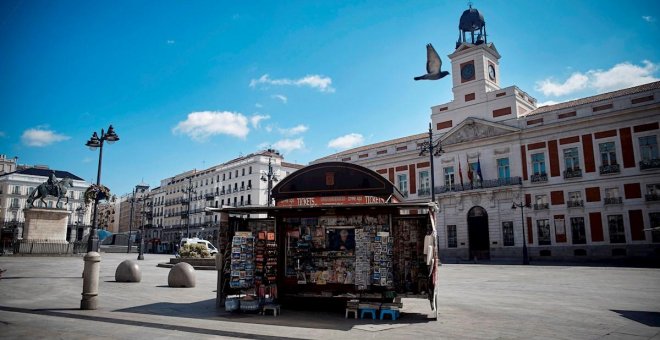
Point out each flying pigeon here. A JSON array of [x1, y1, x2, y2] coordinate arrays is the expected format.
[[414, 43, 449, 81]]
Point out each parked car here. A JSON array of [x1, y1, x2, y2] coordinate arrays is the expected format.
[[179, 238, 218, 255]]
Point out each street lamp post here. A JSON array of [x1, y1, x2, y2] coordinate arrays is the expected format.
[[260, 151, 279, 207], [137, 192, 151, 260], [511, 201, 531, 265], [81, 125, 119, 310], [418, 122, 444, 203], [128, 184, 149, 254], [182, 177, 197, 239], [85, 125, 119, 252]]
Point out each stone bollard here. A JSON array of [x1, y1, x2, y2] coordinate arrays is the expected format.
[[80, 251, 101, 310], [115, 260, 141, 282], [168, 262, 196, 288]]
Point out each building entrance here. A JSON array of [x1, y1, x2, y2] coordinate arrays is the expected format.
[[467, 206, 490, 260]]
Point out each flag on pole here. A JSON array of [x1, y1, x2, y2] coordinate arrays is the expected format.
[[477, 156, 483, 182], [458, 155, 464, 187], [467, 155, 474, 185]]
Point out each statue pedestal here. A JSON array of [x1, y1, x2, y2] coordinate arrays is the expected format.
[[23, 208, 71, 243], [19, 208, 72, 254]]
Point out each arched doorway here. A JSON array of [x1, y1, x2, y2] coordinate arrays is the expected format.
[[468, 206, 490, 260]]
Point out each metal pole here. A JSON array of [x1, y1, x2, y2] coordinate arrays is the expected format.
[[86, 135, 103, 253], [267, 157, 273, 206], [428, 123, 436, 203], [138, 196, 145, 260], [521, 203, 529, 265], [128, 188, 134, 253], [187, 177, 192, 238]]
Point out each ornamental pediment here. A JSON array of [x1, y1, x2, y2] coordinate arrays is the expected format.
[[440, 117, 518, 145]]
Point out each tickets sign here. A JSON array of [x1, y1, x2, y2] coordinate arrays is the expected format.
[[275, 195, 386, 207]]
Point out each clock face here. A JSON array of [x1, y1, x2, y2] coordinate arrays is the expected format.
[[488, 64, 496, 80], [461, 63, 475, 80]]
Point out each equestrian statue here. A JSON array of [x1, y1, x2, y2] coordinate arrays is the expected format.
[[26, 171, 74, 208]]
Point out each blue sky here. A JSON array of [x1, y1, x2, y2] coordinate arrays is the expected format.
[[2, 0, 659, 196]]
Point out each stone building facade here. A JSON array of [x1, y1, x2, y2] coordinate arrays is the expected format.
[[315, 6, 660, 262]]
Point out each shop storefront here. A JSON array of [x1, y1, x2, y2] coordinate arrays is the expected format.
[[212, 162, 440, 318]]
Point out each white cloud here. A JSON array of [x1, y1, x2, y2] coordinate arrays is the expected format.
[[166, 40, 175, 44], [265, 125, 273, 133], [255, 103, 263, 108], [537, 100, 560, 107], [279, 124, 308, 136], [0, 131, 5, 138], [535, 60, 659, 97], [21, 128, 70, 147], [642, 16, 655, 22], [535, 73, 589, 97], [588, 60, 659, 93], [249, 74, 335, 93], [273, 138, 304, 153], [328, 133, 364, 150], [250, 114, 270, 128], [271, 94, 288, 103], [173, 111, 249, 141]]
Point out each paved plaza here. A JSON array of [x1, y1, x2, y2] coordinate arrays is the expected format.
[[0, 253, 659, 339]]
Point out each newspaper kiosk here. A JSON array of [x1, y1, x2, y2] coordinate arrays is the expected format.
[[212, 162, 440, 318]]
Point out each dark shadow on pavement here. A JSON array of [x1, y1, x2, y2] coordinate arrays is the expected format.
[[0, 305, 302, 340], [116, 298, 434, 331], [611, 310, 660, 327]]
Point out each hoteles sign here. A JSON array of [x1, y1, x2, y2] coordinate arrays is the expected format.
[[276, 195, 394, 207]]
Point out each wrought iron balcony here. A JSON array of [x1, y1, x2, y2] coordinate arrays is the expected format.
[[530, 173, 548, 183], [417, 187, 431, 197], [567, 200, 584, 208], [533, 203, 549, 210], [436, 176, 522, 193], [646, 194, 660, 201], [205, 193, 215, 201], [563, 168, 582, 179], [401, 191, 409, 198], [604, 197, 623, 205], [640, 159, 660, 170], [599, 164, 620, 175]]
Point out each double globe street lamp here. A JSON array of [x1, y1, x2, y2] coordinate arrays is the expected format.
[[85, 125, 119, 252], [511, 201, 531, 265], [81, 124, 118, 310]]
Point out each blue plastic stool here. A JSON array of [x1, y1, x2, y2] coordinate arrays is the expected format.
[[380, 309, 399, 320], [360, 308, 377, 319]]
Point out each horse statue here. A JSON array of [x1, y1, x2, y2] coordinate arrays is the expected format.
[[26, 177, 74, 209]]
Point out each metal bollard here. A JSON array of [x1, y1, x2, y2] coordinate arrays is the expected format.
[[80, 251, 101, 310]]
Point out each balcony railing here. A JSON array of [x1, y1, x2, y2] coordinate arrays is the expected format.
[[640, 159, 660, 170], [436, 177, 522, 193], [563, 168, 582, 179], [530, 173, 548, 183], [645, 194, 660, 202], [599, 164, 620, 175], [417, 187, 431, 197], [604, 197, 623, 205], [533, 203, 549, 210], [567, 200, 584, 208], [205, 194, 215, 201]]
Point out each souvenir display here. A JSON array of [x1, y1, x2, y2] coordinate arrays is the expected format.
[[229, 232, 255, 289]]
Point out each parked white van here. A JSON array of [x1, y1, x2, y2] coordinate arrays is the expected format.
[[179, 238, 218, 255]]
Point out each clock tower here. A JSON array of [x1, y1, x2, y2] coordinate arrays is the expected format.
[[448, 5, 501, 104], [430, 5, 537, 132]]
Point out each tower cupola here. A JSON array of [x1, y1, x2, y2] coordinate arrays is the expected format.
[[456, 4, 487, 49]]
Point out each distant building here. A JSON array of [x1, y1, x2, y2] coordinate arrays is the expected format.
[[0, 155, 18, 175], [149, 149, 303, 253], [315, 6, 660, 262], [0, 165, 92, 243]]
